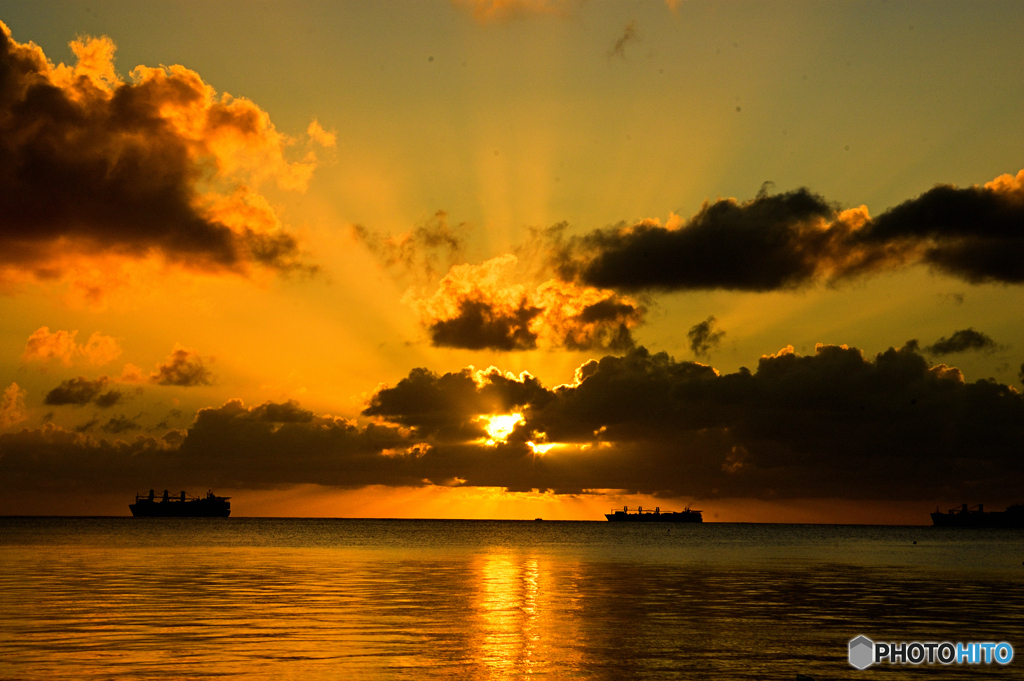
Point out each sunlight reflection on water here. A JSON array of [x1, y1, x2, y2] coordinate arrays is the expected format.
[[1, 519, 1022, 680]]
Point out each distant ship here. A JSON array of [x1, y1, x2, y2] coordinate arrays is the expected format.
[[931, 503, 1024, 528], [130, 489, 231, 517], [605, 506, 702, 523]]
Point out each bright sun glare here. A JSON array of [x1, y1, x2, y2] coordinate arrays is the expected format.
[[479, 413, 524, 445]]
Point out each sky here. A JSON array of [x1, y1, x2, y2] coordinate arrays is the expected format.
[[1, 0, 1023, 522]]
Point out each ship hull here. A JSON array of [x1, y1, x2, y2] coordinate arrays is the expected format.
[[605, 512, 702, 523], [129, 499, 230, 518], [931, 508, 1024, 528]]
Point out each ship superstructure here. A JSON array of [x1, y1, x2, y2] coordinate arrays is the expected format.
[[129, 489, 231, 517], [930, 503, 1023, 528], [605, 506, 702, 523]]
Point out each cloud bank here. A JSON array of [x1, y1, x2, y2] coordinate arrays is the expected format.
[[552, 171, 1024, 292], [3, 343, 1021, 504]]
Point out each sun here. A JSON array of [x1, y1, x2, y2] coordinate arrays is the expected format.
[[477, 413, 525, 445]]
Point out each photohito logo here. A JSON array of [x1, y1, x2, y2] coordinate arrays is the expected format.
[[849, 636, 1014, 669]]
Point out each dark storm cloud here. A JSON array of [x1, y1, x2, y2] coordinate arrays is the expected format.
[[925, 328, 999, 356], [0, 22, 312, 283], [43, 376, 122, 407], [687, 316, 724, 357], [553, 170, 1024, 292], [3, 345, 1022, 503]]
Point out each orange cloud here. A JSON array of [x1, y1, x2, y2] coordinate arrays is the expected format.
[[0, 22, 321, 295], [307, 119, 337, 148], [113, 344, 213, 387], [0, 383, 28, 430], [452, 0, 576, 23], [21, 327, 122, 366], [406, 255, 643, 351]]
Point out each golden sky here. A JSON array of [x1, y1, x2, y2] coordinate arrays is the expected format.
[[1, 1, 1023, 522]]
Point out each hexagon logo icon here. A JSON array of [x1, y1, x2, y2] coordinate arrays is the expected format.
[[849, 635, 874, 670]]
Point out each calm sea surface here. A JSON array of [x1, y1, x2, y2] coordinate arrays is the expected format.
[[1, 518, 1022, 680]]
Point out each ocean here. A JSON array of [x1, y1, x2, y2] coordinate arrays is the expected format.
[[1, 518, 1021, 680]]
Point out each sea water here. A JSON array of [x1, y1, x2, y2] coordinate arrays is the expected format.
[[1, 518, 1021, 680]]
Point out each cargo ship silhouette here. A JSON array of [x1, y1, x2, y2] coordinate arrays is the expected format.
[[130, 489, 231, 517], [605, 506, 702, 522], [930, 503, 1024, 528]]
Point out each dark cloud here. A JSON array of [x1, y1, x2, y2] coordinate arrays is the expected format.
[[553, 189, 849, 292], [102, 415, 141, 434], [687, 316, 724, 357], [149, 346, 213, 387], [0, 400, 413, 493], [411, 255, 643, 352], [608, 21, 638, 58], [43, 377, 105, 406], [74, 417, 99, 433], [4, 344, 1022, 505], [248, 400, 315, 423], [363, 344, 1024, 501], [428, 299, 542, 351], [363, 366, 552, 441], [857, 173, 1024, 284], [925, 328, 998, 356], [43, 376, 121, 407], [151, 408, 185, 431], [1018, 362, 1024, 385], [0, 22, 314, 288], [552, 171, 1024, 292], [93, 390, 124, 408], [353, 211, 469, 285]]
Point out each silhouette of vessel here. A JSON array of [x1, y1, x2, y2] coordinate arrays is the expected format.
[[930, 503, 1024, 528], [605, 506, 702, 522], [130, 489, 231, 517]]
